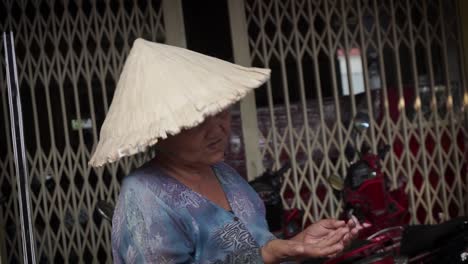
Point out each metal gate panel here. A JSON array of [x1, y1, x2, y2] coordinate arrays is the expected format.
[[242, 0, 467, 225], [0, 0, 169, 262]]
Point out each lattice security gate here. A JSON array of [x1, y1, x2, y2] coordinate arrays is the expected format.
[[235, 0, 467, 226], [0, 0, 179, 262]]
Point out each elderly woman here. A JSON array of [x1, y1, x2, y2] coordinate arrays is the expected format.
[[89, 39, 361, 263]]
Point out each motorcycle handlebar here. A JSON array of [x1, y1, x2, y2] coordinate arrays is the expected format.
[[366, 226, 404, 240], [400, 216, 468, 257]]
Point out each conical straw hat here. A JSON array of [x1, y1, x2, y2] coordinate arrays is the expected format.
[[89, 38, 270, 167]]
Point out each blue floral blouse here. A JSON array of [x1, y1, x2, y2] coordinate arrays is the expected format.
[[111, 161, 276, 263]]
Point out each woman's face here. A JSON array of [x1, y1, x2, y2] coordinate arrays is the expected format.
[[157, 109, 232, 166]]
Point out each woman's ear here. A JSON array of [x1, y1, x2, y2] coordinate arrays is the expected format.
[[153, 138, 178, 157]]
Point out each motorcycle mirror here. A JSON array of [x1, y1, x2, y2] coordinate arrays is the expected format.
[[96, 200, 114, 222], [353, 112, 370, 134], [327, 175, 344, 191]]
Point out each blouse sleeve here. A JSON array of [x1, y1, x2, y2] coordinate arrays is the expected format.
[[112, 176, 195, 264]]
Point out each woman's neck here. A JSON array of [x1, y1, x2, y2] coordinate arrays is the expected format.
[[152, 153, 213, 182], [152, 151, 231, 211]]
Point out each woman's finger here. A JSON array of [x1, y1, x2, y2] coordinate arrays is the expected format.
[[320, 219, 346, 229], [346, 218, 356, 229], [350, 215, 363, 230], [343, 231, 358, 248], [342, 233, 351, 245]]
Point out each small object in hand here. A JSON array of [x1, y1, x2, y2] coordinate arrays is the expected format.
[[347, 210, 359, 227]]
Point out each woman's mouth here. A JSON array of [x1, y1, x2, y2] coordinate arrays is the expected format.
[[207, 138, 223, 149]]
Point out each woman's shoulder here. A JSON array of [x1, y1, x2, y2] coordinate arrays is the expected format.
[[214, 162, 256, 192], [213, 161, 238, 174], [214, 162, 246, 182], [117, 162, 181, 217], [119, 161, 168, 195], [121, 161, 202, 208]]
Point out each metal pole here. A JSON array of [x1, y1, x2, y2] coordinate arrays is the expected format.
[[227, 0, 264, 180], [3, 32, 37, 264], [162, 0, 187, 48]]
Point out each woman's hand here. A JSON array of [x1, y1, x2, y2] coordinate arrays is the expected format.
[[297, 218, 363, 247], [261, 227, 349, 264]]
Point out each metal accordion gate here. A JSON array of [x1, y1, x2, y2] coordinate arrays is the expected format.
[[231, 0, 467, 228], [0, 0, 467, 263], [0, 0, 186, 262]]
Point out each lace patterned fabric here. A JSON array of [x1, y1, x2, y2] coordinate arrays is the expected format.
[[112, 161, 275, 263]]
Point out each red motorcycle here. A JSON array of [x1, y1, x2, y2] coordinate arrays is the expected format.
[[315, 112, 468, 264]]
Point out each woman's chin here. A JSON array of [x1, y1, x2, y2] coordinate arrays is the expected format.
[[205, 151, 226, 165]]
